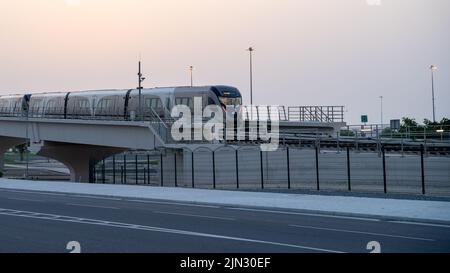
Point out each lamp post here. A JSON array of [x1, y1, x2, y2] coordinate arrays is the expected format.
[[247, 47, 254, 106], [379, 96, 383, 129], [189, 66, 194, 87], [430, 65, 437, 123], [247, 47, 254, 120], [137, 61, 146, 121]]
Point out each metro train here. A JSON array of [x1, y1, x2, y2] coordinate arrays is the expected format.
[[0, 86, 242, 120]]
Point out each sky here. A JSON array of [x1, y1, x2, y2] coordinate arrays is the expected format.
[[0, 0, 449, 124]]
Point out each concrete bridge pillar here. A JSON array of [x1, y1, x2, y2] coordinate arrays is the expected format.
[[37, 141, 126, 183], [0, 136, 27, 173]]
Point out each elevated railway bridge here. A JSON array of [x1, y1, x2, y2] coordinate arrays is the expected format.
[[1, 105, 449, 182]]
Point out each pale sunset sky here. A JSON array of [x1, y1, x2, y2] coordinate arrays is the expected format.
[[0, 0, 449, 124]]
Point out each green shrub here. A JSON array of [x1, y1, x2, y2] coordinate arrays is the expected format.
[[0, 170, 3, 178]]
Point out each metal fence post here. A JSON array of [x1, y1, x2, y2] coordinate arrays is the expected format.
[[260, 150, 264, 189], [347, 147, 351, 191], [337, 132, 341, 153], [174, 152, 178, 187], [191, 151, 195, 188], [212, 151, 216, 189], [112, 155, 116, 184], [286, 147, 291, 189], [89, 158, 95, 184], [143, 168, 146, 184], [235, 149, 239, 189], [102, 159, 105, 184], [120, 165, 124, 184], [421, 144, 426, 195], [135, 154, 138, 185], [382, 145, 387, 194], [147, 154, 150, 184], [315, 146, 320, 191], [160, 153, 164, 187], [124, 154, 127, 184]]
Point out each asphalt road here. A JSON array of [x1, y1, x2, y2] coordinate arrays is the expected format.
[[0, 188, 449, 253]]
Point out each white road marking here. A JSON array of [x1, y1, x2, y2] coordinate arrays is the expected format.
[[0, 189, 68, 197], [66, 203, 120, 210], [290, 224, 435, 242], [228, 207, 381, 222], [153, 211, 235, 221], [390, 221, 450, 229], [71, 195, 123, 201], [0, 208, 344, 253], [128, 199, 220, 209], [6, 197, 45, 203]]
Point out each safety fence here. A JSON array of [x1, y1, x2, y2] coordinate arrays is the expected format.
[[93, 146, 450, 197]]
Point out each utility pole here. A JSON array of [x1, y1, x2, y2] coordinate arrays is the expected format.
[[137, 61, 146, 121]]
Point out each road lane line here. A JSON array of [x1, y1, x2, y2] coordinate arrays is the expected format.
[[153, 211, 235, 221], [390, 221, 450, 229], [128, 199, 221, 209], [71, 195, 123, 201], [6, 197, 45, 203], [228, 207, 381, 222], [290, 224, 435, 242], [0, 208, 344, 253], [0, 189, 68, 197], [66, 203, 120, 210]]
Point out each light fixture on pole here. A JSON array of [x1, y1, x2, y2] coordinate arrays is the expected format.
[[430, 65, 437, 123]]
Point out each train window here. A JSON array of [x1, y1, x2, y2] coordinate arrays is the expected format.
[[79, 100, 90, 109], [98, 99, 111, 109], [175, 97, 193, 108], [46, 100, 56, 110], [145, 98, 162, 109], [30, 99, 43, 112], [12, 101, 19, 110]]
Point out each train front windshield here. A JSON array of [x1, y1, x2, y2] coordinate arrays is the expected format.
[[219, 97, 242, 107]]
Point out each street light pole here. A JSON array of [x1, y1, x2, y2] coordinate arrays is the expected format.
[[137, 61, 146, 121], [379, 96, 383, 128], [189, 66, 194, 87], [430, 65, 437, 123], [247, 47, 254, 106]]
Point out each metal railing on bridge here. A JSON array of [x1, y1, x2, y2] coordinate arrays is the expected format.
[[241, 106, 345, 123], [0, 105, 346, 144]]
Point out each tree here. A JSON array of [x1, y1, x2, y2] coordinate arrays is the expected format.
[[402, 117, 418, 128], [440, 118, 450, 126]]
